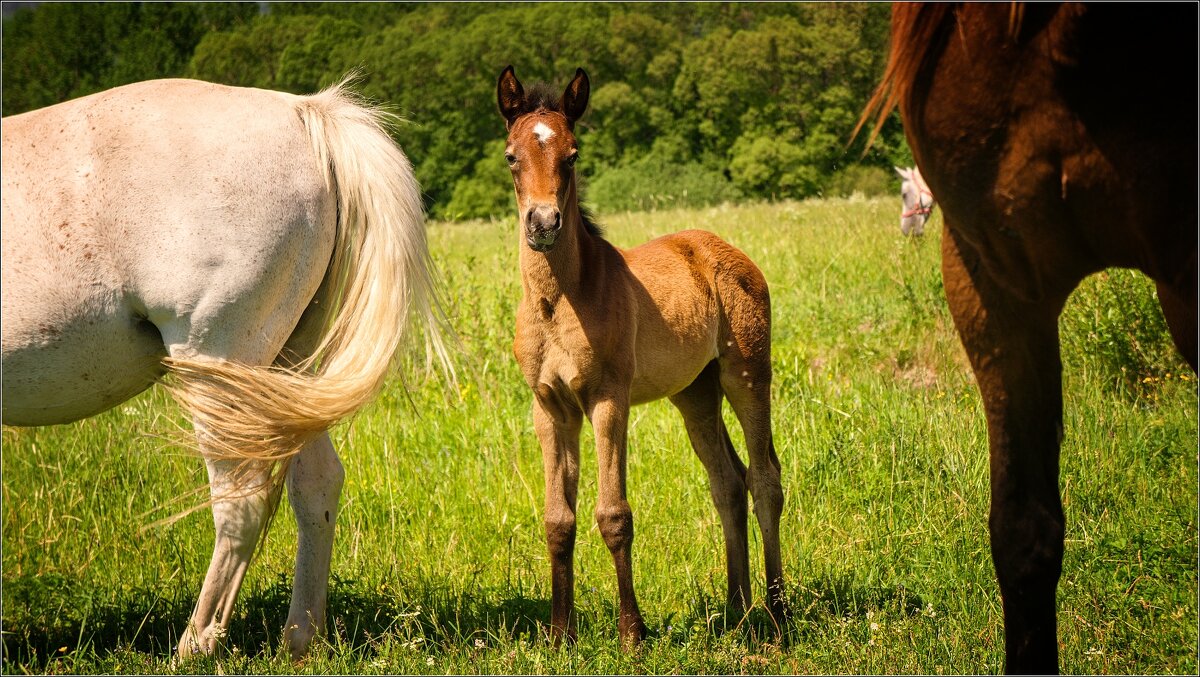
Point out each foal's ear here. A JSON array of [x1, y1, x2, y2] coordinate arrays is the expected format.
[[894, 166, 911, 180], [561, 68, 590, 127], [497, 65, 525, 129]]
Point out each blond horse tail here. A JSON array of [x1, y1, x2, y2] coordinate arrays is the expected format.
[[158, 78, 450, 512]]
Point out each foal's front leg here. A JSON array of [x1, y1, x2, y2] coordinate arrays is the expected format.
[[588, 393, 647, 647], [533, 396, 583, 645]]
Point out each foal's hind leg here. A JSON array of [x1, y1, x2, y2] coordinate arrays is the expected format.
[[282, 432, 344, 659], [669, 361, 752, 621], [718, 338, 785, 623]]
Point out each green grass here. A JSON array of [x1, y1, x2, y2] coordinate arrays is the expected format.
[[2, 198, 1195, 674]]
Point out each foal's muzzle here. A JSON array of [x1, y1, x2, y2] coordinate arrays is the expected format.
[[525, 205, 562, 252]]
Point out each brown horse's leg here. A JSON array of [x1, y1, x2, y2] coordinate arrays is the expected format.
[[669, 361, 752, 620], [588, 393, 647, 647], [942, 224, 1072, 675], [533, 398, 582, 646], [718, 353, 786, 625], [1154, 273, 1198, 372]]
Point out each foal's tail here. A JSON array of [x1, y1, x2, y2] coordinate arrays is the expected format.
[[161, 77, 451, 498]]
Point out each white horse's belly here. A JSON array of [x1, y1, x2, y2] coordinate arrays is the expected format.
[[0, 280, 166, 426], [0, 129, 164, 424]]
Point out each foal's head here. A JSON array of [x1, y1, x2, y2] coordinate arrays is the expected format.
[[895, 165, 934, 237], [497, 65, 590, 252]]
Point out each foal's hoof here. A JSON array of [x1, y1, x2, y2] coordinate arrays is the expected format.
[[767, 581, 791, 629]]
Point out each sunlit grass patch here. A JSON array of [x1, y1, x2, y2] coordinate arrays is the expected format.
[[3, 199, 1194, 674]]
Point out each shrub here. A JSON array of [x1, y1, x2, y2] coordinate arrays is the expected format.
[[825, 165, 893, 198], [587, 154, 742, 213], [728, 134, 819, 199], [441, 139, 514, 221]]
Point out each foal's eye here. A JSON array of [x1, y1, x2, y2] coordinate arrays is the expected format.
[[565, 152, 579, 167], [505, 153, 518, 166]]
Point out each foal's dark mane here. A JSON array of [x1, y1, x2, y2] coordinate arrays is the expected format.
[[520, 82, 564, 117], [577, 203, 603, 240], [518, 80, 604, 239]]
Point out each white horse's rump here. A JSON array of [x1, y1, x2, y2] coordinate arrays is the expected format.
[[1, 78, 446, 658]]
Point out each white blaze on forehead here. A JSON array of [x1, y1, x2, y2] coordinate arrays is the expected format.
[[532, 121, 555, 143]]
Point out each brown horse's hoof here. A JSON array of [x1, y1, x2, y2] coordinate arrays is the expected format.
[[770, 593, 791, 624], [618, 614, 648, 649], [547, 623, 577, 649]]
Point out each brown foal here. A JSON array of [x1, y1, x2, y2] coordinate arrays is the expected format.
[[497, 65, 786, 646]]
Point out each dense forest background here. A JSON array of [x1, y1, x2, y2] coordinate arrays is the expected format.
[[1, 2, 913, 219]]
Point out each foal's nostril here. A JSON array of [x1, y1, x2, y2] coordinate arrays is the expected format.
[[528, 205, 561, 231], [525, 204, 563, 251]]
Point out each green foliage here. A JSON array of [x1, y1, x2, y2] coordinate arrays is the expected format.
[[0, 2, 255, 115], [587, 153, 742, 213], [1, 1, 910, 220], [825, 165, 894, 198], [585, 81, 654, 169], [443, 139, 515, 222], [187, 13, 362, 91], [728, 133, 818, 198]]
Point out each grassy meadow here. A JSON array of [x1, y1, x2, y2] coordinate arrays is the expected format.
[[2, 198, 1196, 674]]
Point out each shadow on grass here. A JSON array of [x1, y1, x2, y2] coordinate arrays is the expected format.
[[0, 571, 551, 670], [2, 569, 927, 669], [648, 571, 929, 649]]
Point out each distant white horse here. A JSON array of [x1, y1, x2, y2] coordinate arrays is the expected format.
[[1, 78, 446, 659], [894, 165, 935, 236]]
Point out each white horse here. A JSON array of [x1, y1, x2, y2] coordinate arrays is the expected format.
[[894, 165, 935, 236], [1, 78, 447, 659]]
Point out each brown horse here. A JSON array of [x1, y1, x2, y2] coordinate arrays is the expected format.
[[860, 3, 1197, 673], [496, 65, 786, 646]]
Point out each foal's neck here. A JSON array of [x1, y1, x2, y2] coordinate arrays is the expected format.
[[519, 180, 597, 301]]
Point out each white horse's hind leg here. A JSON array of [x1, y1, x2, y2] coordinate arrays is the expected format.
[[282, 432, 344, 658], [178, 439, 277, 657]]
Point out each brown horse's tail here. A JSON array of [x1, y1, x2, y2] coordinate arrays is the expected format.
[[152, 77, 452, 528], [853, 2, 950, 149], [854, 3, 1028, 151]]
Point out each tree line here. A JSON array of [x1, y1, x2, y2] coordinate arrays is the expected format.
[[2, 2, 913, 220]]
